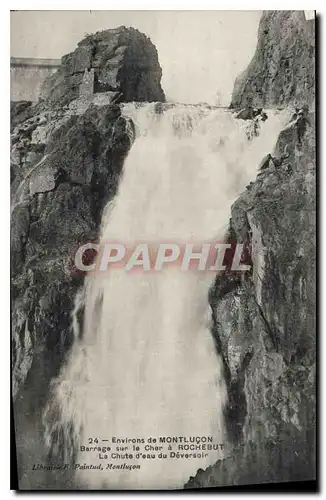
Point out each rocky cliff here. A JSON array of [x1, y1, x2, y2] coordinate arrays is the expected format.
[[40, 26, 165, 107], [186, 10, 316, 490], [11, 99, 134, 487], [231, 11, 315, 109], [186, 116, 316, 488], [11, 27, 164, 488], [11, 15, 316, 491]]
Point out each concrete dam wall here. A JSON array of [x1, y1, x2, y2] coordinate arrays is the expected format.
[[10, 57, 61, 102]]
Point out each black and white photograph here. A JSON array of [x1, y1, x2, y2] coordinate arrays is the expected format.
[[10, 9, 316, 491]]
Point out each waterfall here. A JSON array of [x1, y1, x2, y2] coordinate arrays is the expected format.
[[44, 103, 289, 490]]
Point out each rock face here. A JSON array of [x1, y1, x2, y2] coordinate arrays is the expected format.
[[185, 10, 316, 489], [11, 15, 316, 491], [11, 39, 162, 485], [10, 58, 61, 102], [11, 27, 165, 488], [231, 11, 315, 109], [40, 26, 165, 107], [11, 99, 132, 483], [11, 25, 165, 404]]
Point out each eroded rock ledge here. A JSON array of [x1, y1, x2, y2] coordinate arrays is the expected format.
[[185, 10, 316, 489], [185, 117, 316, 488], [40, 26, 165, 108], [11, 27, 166, 488], [231, 11, 315, 109]]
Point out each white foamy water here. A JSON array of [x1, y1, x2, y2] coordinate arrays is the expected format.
[[44, 104, 288, 490]]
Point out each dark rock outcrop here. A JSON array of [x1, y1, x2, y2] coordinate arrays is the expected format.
[[185, 116, 316, 489], [11, 99, 132, 405], [184, 10, 316, 489], [11, 82, 137, 489], [231, 11, 315, 109], [40, 26, 165, 108]]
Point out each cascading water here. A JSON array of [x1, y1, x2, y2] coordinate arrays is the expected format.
[[44, 103, 289, 489]]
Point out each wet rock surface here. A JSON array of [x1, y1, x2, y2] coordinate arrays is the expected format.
[[11, 96, 133, 487], [11, 14, 315, 491], [11, 96, 135, 389], [11, 26, 165, 489], [231, 11, 315, 109], [40, 26, 165, 108], [185, 117, 316, 488]]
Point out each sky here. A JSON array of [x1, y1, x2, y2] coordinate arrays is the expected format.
[[11, 10, 261, 105]]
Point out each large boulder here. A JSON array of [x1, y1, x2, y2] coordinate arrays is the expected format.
[[40, 26, 165, 107], [185, 116, 316, 488]]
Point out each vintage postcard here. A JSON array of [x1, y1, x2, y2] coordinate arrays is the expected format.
[[11, 10, 316, 490]]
